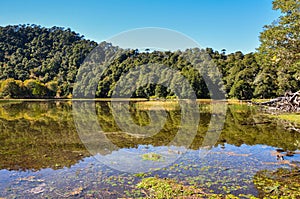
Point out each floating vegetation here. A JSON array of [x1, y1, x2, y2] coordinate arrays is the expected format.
[[136, 177, 209, 198], [142, 153, 163, 161], [135, 177, 251, 199]]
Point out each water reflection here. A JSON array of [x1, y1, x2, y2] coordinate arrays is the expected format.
[[0, 101, 89, 171], [0, 101, 300, 172]]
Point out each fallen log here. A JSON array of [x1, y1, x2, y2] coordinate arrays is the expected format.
[[253, 91, 300, 112]]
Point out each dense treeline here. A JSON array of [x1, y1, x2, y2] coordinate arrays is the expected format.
[[74, 45, 223, 99], [0, 27, 256, 100], [0, 25, 260, 99], [0, 0, 299, 99], [0, 24, 254, 99], [0, 24, 97, 98]]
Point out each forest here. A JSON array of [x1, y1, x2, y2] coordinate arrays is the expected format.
[[0, 0, 299, 100]]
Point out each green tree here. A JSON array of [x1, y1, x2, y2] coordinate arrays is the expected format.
[[257, 0, 300, 96], [46, 80, 59, 97], [0, 78, 23, 98], [24, 79, 47, 98]]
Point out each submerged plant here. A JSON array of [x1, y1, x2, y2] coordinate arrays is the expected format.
[[142, 153, 163, 161], [254, 167, 300, 198]]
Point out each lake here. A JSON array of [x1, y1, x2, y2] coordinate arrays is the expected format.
[[0, 100, 300, 198]]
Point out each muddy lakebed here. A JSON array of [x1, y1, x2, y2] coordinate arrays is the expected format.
[[0, 100, 300, 198]]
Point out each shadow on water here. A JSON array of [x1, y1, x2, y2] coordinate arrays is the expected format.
[[0, 101, 300, 197]]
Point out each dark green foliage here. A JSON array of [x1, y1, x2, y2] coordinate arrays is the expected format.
[[256, 0, 300, 97], [0, 25, 263, 100], [215, 51, 260, 99], [0, 24, 97, 98], [0, 78, 23, 98]]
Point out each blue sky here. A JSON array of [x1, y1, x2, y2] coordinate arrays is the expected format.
[[0, 0, 280, 53]]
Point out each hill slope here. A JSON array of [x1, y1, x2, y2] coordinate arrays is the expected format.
[[0, 24, 297, 99]]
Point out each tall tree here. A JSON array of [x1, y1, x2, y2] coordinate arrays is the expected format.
[[256, 0, 300, 96]]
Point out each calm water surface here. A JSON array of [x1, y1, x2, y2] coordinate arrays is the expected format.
[[0, 100, 300, 198]]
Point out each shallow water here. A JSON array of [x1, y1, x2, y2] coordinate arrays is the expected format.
[[0, 100, 300, 198]]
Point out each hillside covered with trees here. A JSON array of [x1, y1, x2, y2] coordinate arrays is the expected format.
[[0, 0, 299, 100]]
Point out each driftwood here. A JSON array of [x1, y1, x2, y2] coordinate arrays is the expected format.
[[253, 91, 300, 112]]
